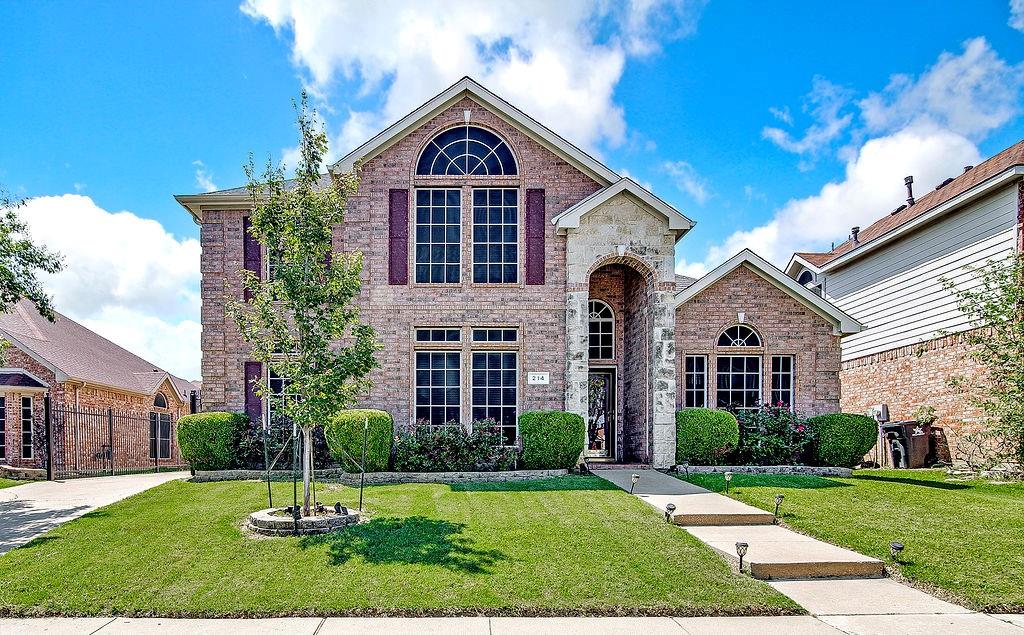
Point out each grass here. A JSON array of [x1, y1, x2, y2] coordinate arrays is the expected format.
[[0, 478, 25, 490], [0, 476, 797, 617], [682, 469, 1024, 612]]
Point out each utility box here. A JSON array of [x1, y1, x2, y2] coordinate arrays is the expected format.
[[881, 422, 932, 468]]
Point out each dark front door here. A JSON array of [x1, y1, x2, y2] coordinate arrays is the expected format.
[[587, 370, 615, 458]]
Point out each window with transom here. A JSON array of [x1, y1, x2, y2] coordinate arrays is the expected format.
[[717, 324, 762, 347], [416, 125, 517, 176], [588, 300, 614, 360]]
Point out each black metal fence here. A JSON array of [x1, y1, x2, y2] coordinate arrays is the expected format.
[[44, 397, 188, 480]]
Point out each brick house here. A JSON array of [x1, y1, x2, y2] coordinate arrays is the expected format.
[[178, 77, 860, 468], [0, 300, 197, 473], [786, 140, 1024, 461]]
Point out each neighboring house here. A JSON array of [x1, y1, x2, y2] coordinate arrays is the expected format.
[[0, 300, 197, 474], [786, 140, 1024, 460], [178, 77, 859, 468]]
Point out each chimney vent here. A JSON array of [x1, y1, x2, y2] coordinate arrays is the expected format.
[[851, 226, 860, 244], [963, 165, 974, 173], [890, 203, 907, 216], [936, 177, 954, 190], [904, 175, 915, 206]]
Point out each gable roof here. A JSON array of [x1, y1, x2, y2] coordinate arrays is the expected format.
[[551, 177, 694, 240], [175, 174, 335, 224], [675, 249, 862, 335], [330, 76, 620, 185], [0, 300, 192, 400], [791, 139, 1024, 273]]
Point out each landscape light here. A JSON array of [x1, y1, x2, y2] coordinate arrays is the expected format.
[[735, 541, 749, 572], [890, 541, 904, 562], [334, 502, 342, 514], [680, 461, 690, 478], [774, 493, 784, 520], [665, 503, 676, 523], [630, 473, 640, 495], [724, 471, 733, 493]]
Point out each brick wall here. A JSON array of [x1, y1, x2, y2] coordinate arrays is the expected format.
[[588, 265, 625, 457], [675, 264, 842, 416], [839, 330, 986, 462], [622, 266, 652, 462]]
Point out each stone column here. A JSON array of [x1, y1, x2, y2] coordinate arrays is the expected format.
[[565, 288, 589, 422], [650, 289, 677, 468]]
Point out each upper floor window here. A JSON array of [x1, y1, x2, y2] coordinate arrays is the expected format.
[[718, 324, 761, 347], [472, 188, 518, 283], [416, 125, 517, 176], [415, 189, 461, 283]]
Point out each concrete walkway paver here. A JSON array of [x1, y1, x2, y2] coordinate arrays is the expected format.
[[819, 612, 1024, 634], [0, 471, 187, 555], [491, 616, 683, 635], [769, 578, 971, 616], [321, 617, 490, 634], [100, 617, 322, 634], [996, 615, 1024, 628], [675, 616, 844, 634]]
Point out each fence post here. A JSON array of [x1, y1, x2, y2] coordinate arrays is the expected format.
[[44, 394, 53, 480], [107, 408, 114, 476]]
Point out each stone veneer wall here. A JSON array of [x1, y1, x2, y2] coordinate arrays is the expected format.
[[839, 330, 987, 463], [675, 265, 841, 416]]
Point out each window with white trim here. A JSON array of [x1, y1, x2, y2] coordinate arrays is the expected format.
[[716, 356, 762, 411], [415, 328, 461, 343], [472, 188, 518, 284], [416, 125, 518, 176], [21, 396, 32, 459], [0, 397, 5, 460], [771, 355, 795, 409], [717, 324, 761, 347], [415, 189, 461, 284], [472, 328, 518, 343], [588, 300, 614, 360], [414, 351, 461, 427], [471, 351, 518, 445], [684, 355, 707, 408]]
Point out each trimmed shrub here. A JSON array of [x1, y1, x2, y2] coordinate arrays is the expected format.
[[519, 410, 585, 470], [393, 420, 517, 472], [734, 405, 814, 465], [323, 409, 394, 472], [807, 413, 878, 467], [177, 412, 247, 470], [675, 408, 739, 465], [234, 416, 335, 471]]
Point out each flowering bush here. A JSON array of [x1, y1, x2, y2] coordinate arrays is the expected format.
[[733, 403, 814, 465], [392, 419, 518, 472]]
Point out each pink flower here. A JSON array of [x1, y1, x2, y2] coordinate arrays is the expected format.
[[796, 425, 805, 432]]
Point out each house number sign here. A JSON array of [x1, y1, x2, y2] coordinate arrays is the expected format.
[[527, 372, 550, 385]]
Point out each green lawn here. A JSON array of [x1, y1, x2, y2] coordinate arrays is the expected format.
[[0, 476, 796, 617], [683, 470, 1024, 612], [0, 478, 24, 490]]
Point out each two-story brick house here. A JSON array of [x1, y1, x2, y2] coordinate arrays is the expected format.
[[179, 77, 860, 468]]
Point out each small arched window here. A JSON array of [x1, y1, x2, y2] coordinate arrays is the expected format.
[[589, 300, 615, 360], [416, 125, 517, 176], [717, 324, 761, 347], [797, 270, 814, 286], [153, 393, 167, 409]]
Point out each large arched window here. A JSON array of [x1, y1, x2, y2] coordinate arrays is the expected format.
[[717, 324, 761, 347], [588, 300, 615, 360], [416, 125, 518, 176]]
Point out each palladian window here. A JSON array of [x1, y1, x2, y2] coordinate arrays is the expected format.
[[416, 125, 517, 176]]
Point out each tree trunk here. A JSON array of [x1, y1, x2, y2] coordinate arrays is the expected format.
[[302, 426, 313, 516]]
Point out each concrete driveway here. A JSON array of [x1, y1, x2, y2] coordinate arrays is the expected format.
[[0, 471, 187, 555]]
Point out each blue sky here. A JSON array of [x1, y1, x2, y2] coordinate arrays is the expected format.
[[1, 1, 1023, 379]]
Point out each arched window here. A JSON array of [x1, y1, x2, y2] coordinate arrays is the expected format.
[[717, 324, 761, 347], [416, 125, 517, 176], [153, 393, 167, 409], [797, 270, 814, 286], [588, 300, 614, 360]]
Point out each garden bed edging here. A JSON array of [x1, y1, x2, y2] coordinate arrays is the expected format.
[[676, 465, 853, 477], [192, 468, 568, 484]]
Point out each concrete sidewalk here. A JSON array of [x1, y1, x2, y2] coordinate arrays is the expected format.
[[0, 471, 187, 555], [2, 614, 1022, 634]]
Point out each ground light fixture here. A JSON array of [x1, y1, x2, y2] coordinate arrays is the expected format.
[[665, 503, 676, 523], [735, 541, 749, 572], [629, 473, 641, 494], [680, 461, 689, 478], [890, 541, 905, 562], [774, 493, 784, 520], [724, 471, 734, 493]]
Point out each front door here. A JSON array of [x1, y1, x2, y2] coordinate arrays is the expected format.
[[586, 370, 616, 458]]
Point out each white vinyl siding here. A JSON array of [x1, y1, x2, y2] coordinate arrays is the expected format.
[[825, 185, 1018, 361]]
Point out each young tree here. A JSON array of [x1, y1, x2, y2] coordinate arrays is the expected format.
[[230, 95, 380, 516], [944, 253, 1024, 467]]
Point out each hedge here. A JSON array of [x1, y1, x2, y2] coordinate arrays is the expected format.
[[323, 409, 394, 472], [675, 408, 739, 465], [807, 413, 877, 468], [177, 412, 248, 471], [519, 410, 585, 470]]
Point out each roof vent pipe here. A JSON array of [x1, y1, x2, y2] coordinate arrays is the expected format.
[[963, 165, 974, 173], [904, 175, 915, 206], [851, 226, 860, 244]]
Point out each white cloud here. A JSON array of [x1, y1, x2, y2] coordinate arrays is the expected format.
[[762, 77, 854, 162], [860, 37, 1024, 139], [193, 160, 218, 193], [18, 194, 201, 378], [242, 0, 704, 156], [662, 160, 710, 204], [768, 106, 792, 125], [743, 185, 766, 202], [1009, 0, 1024, 32]]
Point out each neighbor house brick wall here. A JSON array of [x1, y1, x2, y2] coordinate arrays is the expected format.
[[839, 330, 987, 463], [675, 265, 841, 416]]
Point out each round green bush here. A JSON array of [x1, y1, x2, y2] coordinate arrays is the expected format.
[[519, 410, 585, 470], [176, 412, 248, 471], [675, 408, 739, 465], [807, 413, 878, 467], [323, 409, 394, 472]]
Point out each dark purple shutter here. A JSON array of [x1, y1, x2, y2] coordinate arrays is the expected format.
[[388, 189, 409, 285], [242, 216, 261, 301], [244, 361, 262, 424], [525, 189, 546, 285]]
